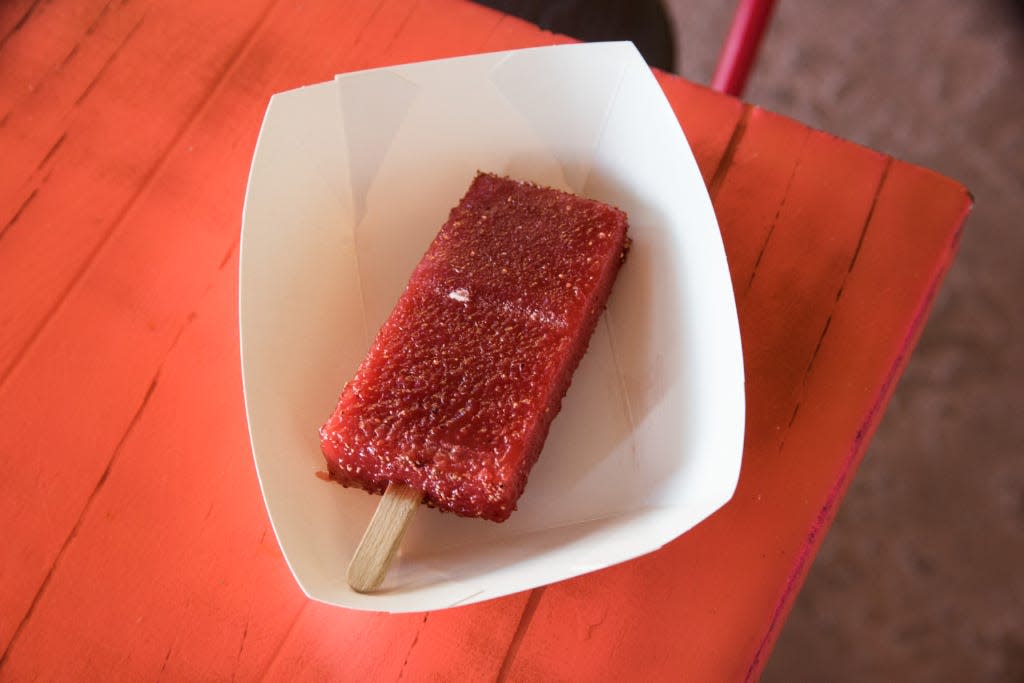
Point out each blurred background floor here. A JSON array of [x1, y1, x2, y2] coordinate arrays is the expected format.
[[663, 0, 1024, 680]]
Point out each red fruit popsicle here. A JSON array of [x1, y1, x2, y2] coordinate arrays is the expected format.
[[320, 172, 629, 591]]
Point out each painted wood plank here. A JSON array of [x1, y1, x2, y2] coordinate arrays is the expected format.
[[0, 0, 284, 653], [0, 0, 408, 644], [0, 257, 309, 680], [1, 0, 147, 223], [0, 0, 275, 383], [0, 0, 110, 117]]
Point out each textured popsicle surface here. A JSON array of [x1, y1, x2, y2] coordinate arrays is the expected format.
[[319, 173, 629, 521]]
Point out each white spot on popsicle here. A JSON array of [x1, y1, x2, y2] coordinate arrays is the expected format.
[[448, 288, 470, 303]]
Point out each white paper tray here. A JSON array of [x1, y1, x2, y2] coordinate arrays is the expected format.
[[240, 42, 745, 612]]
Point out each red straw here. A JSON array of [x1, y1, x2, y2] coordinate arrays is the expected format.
[[710, 0, 778, 96]]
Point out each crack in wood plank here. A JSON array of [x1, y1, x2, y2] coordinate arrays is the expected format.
[[478, 11, 509, 46], [772, 158, 893, 459], [60, 42, 80, 67], [158, 645, 173, 675], [496, 587, 546, 683], [832, 158, 894, 308], [84, 0, 114, 36], [743, 128, 812, 298], [396, 614, 430, 681], [2, 0, 128, 127], [349, 0, 392, 53], [36, 131, 66, 170], [58, 0, 113, 68], [708, 104, 752, 197], [0, 188, 37, 240], [219, 239, 239, 270], [255, 601, 308, 681], [376, 0, 422, 60], [0, 0, 44, 54], [797, 158, 895, 397], [231, 607, 253, 682], [74, 12, 147, 106], [0, 124, 68, 240]]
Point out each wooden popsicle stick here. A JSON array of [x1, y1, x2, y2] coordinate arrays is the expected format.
[[347, 482, 423, 593]]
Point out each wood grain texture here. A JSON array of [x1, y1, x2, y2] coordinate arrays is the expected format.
[[0, 257, 308, 681], [347, 483, 422, 593], [0, 0, 970, 679], [0, 0, 279, 653], [0, 0, 273, 382]]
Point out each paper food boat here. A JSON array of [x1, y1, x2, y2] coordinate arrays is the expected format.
[[240, 42, 745, 612]]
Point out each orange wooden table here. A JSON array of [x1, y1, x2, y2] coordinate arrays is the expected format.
[[0, 0, 971, 680]]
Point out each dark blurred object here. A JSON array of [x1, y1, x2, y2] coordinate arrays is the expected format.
[[474, 0, 676, 71]]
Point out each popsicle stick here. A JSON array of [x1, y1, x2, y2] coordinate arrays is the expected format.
[[347, 482, 423, 593]]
